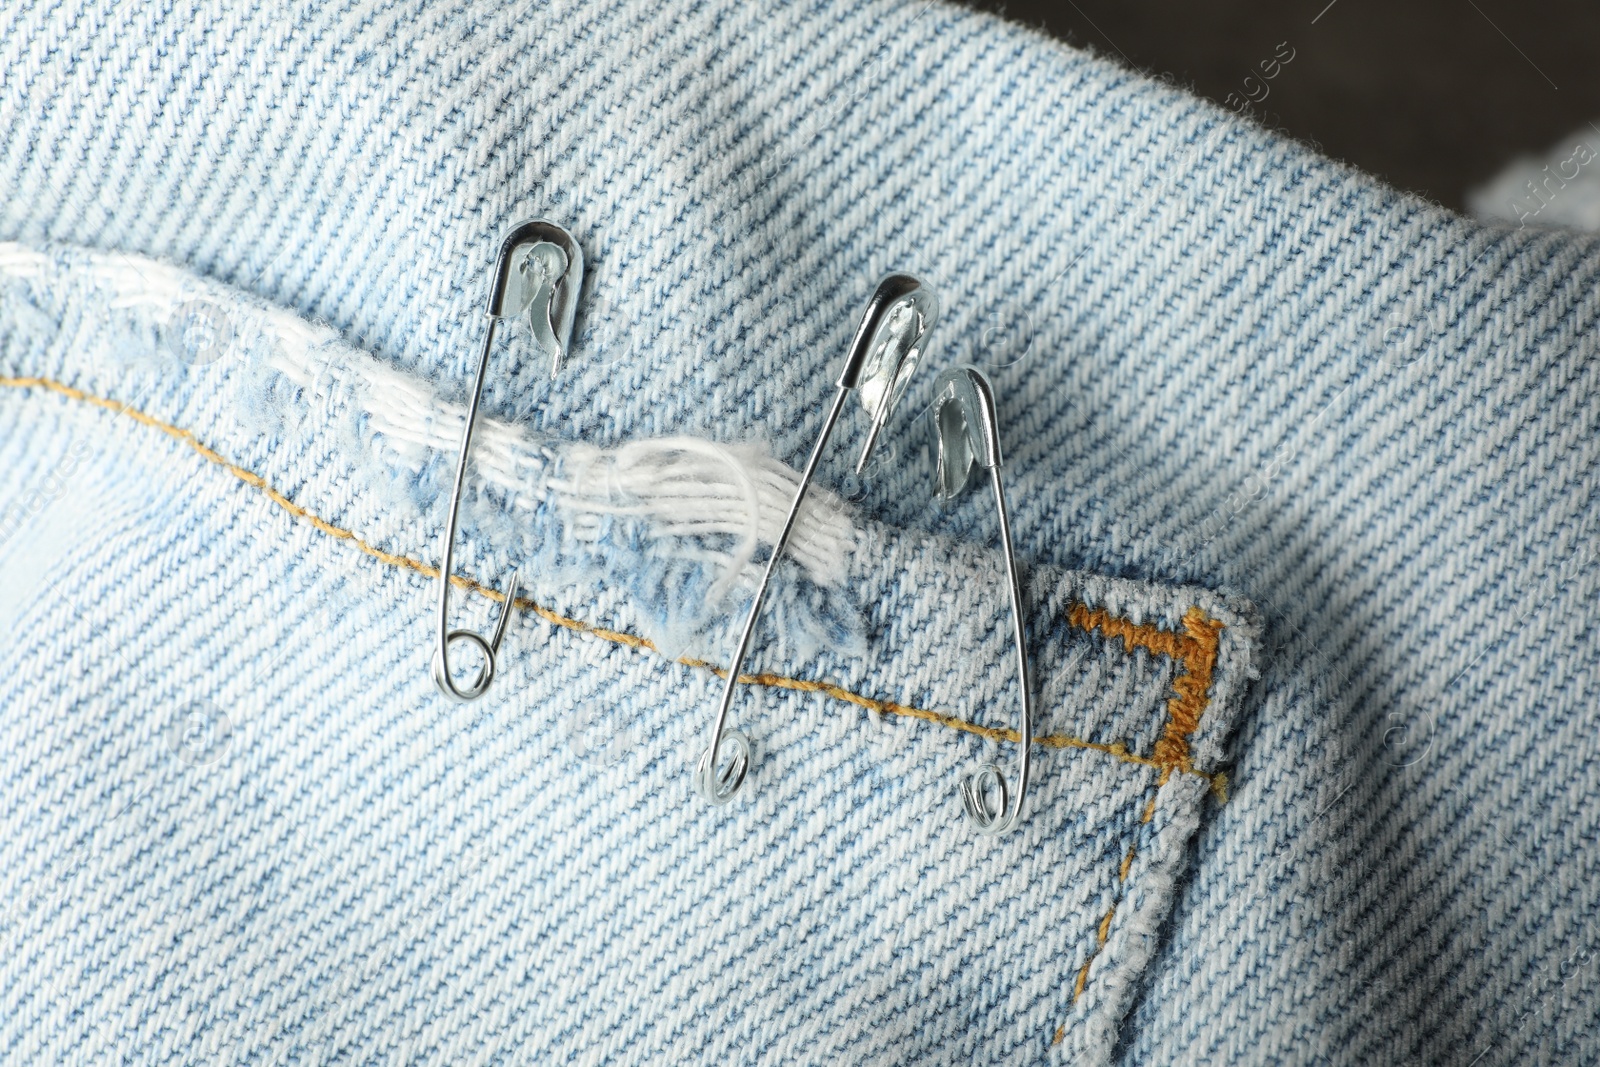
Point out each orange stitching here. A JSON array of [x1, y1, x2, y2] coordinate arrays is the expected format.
[[1068, 604, 1224, 776], [1117, 843, 1137, 882], [1154, 610, 1225, 772], [1057, 838, 1142, 1046], [1141, 777, 1164, 824], [1062, 604, 1226, 1039], [1072, 903, 1116, 1001], [1067, 603, 1193, 662], [3, 375, 1224, 787]]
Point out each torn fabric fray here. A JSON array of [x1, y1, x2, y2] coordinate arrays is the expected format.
[[0, 241, 864, 663], [547, 435, 860, 661], [0, 240, 1262, 1062]]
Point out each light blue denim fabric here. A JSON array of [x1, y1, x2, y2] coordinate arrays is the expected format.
[[2, 1, 1598, 1065], [0, 242, 1261, 1063]]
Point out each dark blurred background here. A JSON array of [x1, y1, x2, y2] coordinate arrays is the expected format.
[[963, 0, 1600, 210]]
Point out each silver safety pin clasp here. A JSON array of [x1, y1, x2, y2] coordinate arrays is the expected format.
[[695, 274, 939, 805], [432, 220, 584, 702]]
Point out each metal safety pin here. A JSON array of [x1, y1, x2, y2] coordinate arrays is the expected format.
[[695, 274, 939, 804], [432, 219, 584, 702], [928, 364, 1032, 834]]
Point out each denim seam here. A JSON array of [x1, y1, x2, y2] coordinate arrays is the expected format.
[[6, 369, 1237, 1057], [1053, 604, 1226, 1046], [0, 372, 1229, 793]]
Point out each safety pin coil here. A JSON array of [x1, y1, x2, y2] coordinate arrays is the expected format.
[[432, 220, 584, 703]]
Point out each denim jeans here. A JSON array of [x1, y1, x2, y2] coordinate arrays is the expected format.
[[1, 1, 1596, 1064]]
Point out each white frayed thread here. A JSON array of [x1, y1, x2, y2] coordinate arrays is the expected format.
[[0, 243, 503, 481], [0, 244, 52, 279], [552, 436, 856, 602], [0, 242, 859, 598]]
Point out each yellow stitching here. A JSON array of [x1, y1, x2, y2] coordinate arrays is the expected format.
[[2, 375, 1225, 786]]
